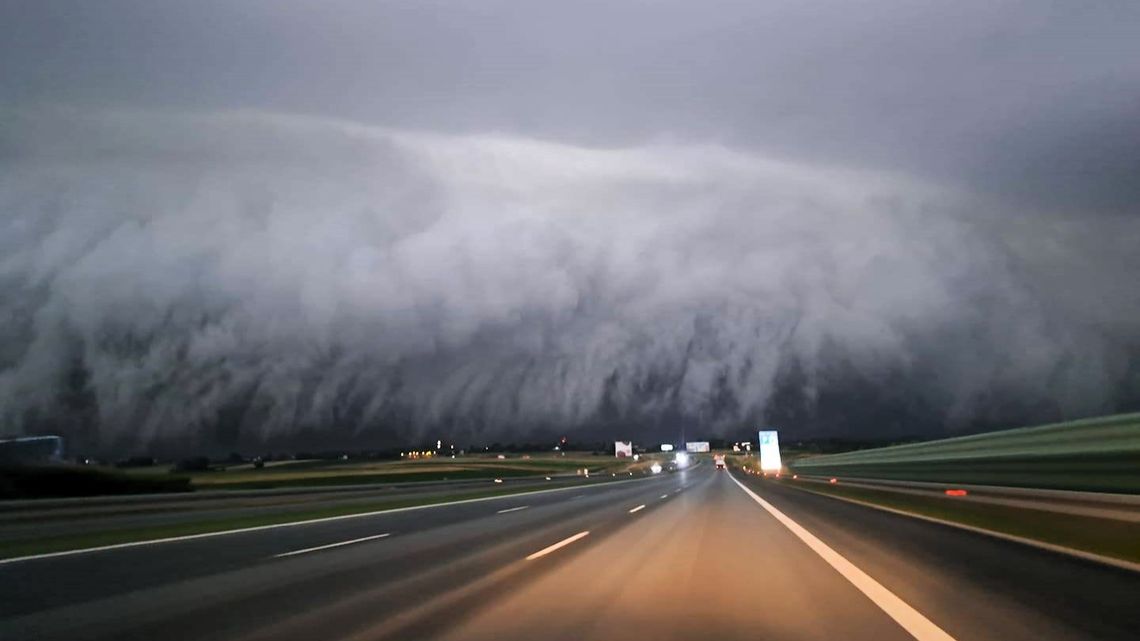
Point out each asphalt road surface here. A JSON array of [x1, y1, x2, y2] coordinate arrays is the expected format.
[[0, 474, 608, 544], [2, 464, 1136, 641]]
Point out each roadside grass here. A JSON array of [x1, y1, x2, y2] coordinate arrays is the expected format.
[[0, 455, 635, 501], [179, 454, 630, 489], [770, 478, 1140, 565], [0, 466, 190, 500], [188, 466, 553, 489], [0, 477, 620, 560]]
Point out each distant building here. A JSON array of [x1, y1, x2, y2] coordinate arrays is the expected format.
[[0, 435, 65, 465]]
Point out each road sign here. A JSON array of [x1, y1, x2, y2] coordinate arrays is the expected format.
[[758, 430, 782, 472]]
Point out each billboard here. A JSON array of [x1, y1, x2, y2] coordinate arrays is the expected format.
[[758, 430, 782, 472], [614, 441, 633, 458], [660, 443, 674, 452], [685, 441, 710, 453]]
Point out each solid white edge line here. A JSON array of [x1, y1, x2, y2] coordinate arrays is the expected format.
[[789, 484, 1140, 574], [0, 476, 655, 565], [274, 533, 390, 558], [496, 505, 530, 514], [525, 531, 590, 560], [629, 504, 646, 513], [729, 473, 958, 641]]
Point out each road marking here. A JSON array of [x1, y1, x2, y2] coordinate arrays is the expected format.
[[660, 494, 669, 499], [274, 533, 390, 558], [0, 476, 653, 566], [526, 531, 590, 560], [673, 488, 683, 493], [497, 505, 530, 514], [629, 504, 646, 513], [729, 474, 957, 641], [789, 484, 1140, 574]]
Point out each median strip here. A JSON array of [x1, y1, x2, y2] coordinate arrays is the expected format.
[[526, 531, 590, 560], [274, 533, 390, 558]]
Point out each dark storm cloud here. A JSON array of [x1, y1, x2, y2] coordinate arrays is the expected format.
[[5, 1, 1139, 207], [1, 1, 1138, 452]]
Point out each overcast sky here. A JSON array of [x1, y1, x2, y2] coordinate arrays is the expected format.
[[2, 1, 1139, 453]]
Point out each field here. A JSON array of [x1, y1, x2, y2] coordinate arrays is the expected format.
[[150, 453, 651, 490], [0, 465, 190, 499], [0, 452, 656, 500]]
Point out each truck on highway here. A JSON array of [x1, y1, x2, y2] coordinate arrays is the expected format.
[[714, 454, 726, 470]]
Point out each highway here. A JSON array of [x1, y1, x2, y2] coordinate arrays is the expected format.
[[2, 464, 1136, 641], [0, 474, 610, 545]]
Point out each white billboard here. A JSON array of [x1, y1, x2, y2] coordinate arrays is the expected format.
[[660, 443, 674, 452], [614, 441, 633, 458], [685, 441, 710, 453], [758, 430, 782, 472]]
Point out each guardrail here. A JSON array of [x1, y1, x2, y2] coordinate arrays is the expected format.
[[789, 413, 1140, 493]]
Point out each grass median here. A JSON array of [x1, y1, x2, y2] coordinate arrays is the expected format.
[[773, 478, 1140, 565], [0, 477, 623, 561], [181, 455, 634, 490]]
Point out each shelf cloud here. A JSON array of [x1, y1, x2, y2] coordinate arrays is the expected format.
[[2, 2, 1139, 452]]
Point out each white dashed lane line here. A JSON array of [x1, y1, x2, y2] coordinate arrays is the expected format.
[[526, 531, 590, 560], [274, 533, 390, 559]]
